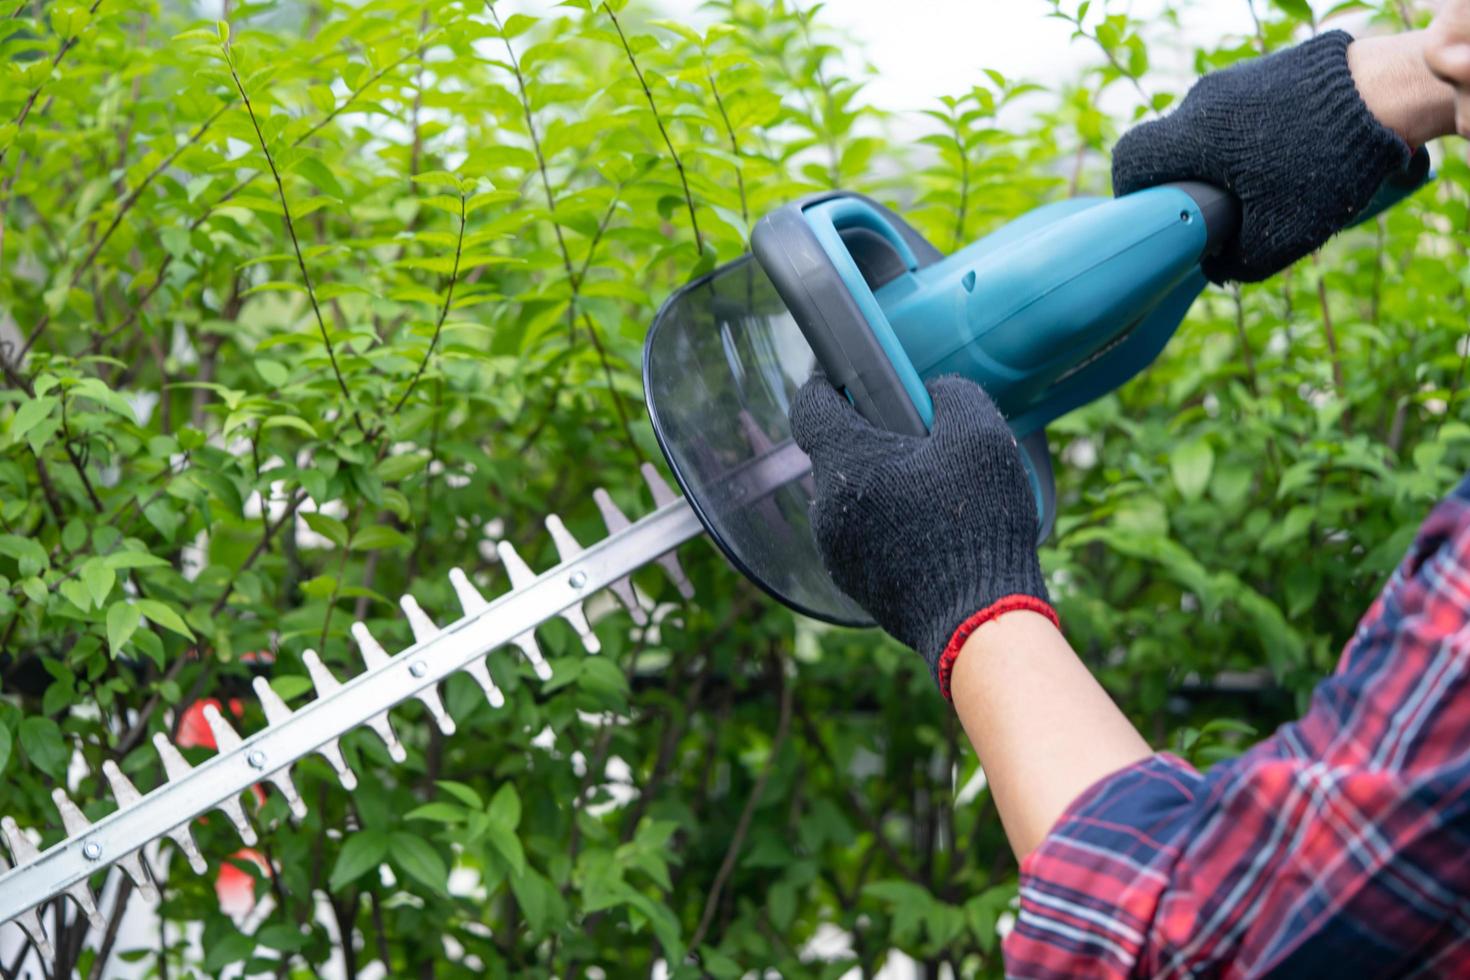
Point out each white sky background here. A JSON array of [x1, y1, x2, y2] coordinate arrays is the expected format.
[[656, 0, 1248, 110]]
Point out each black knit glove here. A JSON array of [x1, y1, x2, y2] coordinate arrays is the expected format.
[[790, 375, 1054, 698], [1112, 30, 1421, 284]]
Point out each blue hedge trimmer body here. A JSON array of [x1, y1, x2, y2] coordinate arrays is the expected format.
[[643, 171, 1426, 625]]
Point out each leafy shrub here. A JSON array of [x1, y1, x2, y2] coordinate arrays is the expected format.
[[0, 0, 1465, 976]]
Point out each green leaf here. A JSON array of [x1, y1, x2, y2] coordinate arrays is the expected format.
[[487, 783, 521, 829], [0, 535, 49, 577], [411, 170, 463, 192], [483, 819, 527, 878], [351, 525, 411, 551], [389, 832, 448, 894], [303, 512, 349, 548], [404, 802, 465, 823], [435, 780, 483, 809], [134, 599, 196, 640], [329, 830, 390, 891], [263, 415, 318, 438], [60, 578, 93, 612], [0, 724, 12, 777], [1272, 0, 1314, 20], [1170, 438, 1214, 501], [10, 395, 57, 442], [19, 717, 67, 777], [81, 560, 115, 607], [106, 601, 141, 656]]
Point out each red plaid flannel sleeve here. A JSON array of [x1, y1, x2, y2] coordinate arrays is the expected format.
[[1004, 474, 1470, 978]]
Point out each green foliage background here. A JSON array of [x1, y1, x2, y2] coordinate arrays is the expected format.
[[1, 0, 1467, 976]]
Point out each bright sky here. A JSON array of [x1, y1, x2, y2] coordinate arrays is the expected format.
[[651, 0, 1369, 117]]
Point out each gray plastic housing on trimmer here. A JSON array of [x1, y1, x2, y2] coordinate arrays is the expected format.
[[751, 190, 943, 438]]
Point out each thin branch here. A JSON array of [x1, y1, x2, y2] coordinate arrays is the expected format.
[[603, 3, 704, 253], [391, 191, 464, 414], [223, 42, 363, 433], [689, 650, 793, 950], [1311, 253, 1351, 432], [703, 59, 748, 230]]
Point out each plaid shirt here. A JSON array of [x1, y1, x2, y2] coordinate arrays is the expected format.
[[1005, 473, 1470, 978]]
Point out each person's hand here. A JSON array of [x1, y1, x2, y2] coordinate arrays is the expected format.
[[1426, 0, 1470, 138], [1111, 31, 1425, 284], [789, 375, 1055, 698]]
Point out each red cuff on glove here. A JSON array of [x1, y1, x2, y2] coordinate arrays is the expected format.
[[937, 595, 1060, 700]]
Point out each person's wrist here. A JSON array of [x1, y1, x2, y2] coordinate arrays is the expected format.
[[1348, 31, 1458, 147], [935, 595, 1058, 701]]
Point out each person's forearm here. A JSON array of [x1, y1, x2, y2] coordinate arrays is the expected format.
[[1349, 30, 1457, 147], [949, 611, 1151, 858]]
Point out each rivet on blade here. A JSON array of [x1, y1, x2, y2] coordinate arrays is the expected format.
[[640, 463, 697, 600], [494, 541, 554, 680], [204, 704, 307, 820], [252, 676, 357, 791], [53, 784, 158, 900], [306, 647, 406, 763], [354, 617, 455, 737], [102, 759, 188, 883], [0, 855, 53, 958], [154, 732, 258, 846], [394, 600, 458, 736], [3, 815, 103, 929], [544, 515, 601, 653], [592, 489, 651, 625]]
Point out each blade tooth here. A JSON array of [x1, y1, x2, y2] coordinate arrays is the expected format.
[[593, 488, 650, 626], [639, 464, 696, 600], [145, 738, 215, 872], [593, 487, 631, 533], [448, 567, 489, 616], [251, 676, 292, 726], [201, 703, 243, 753], [252, 676, 357, 790], [393, 601, 457, 736], [200, 708, 263, 841], [301, 646, 344, 698], [101, 761, 167, 893], [398, 595, 439, 643], [494, 542, 554, 680], [737, 410, 776, 455], [460, 657, 506, 709], [511, 632, 553, 681], [154, 730, 256, 846], [304, 652, 405, 764], [0, 856, 53, 958], [543, 516, 601, 653], [3, 815, 103, 930], [495, 540, 537, 589], [266, 770, 308, 821], [544, 513, 585, 562], [351, 621, 392, 670], [50, 788, 91, 837], [320, 740, 358, 790]]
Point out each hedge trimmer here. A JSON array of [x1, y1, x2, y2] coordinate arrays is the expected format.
[[0, 167, 1426, 960]]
